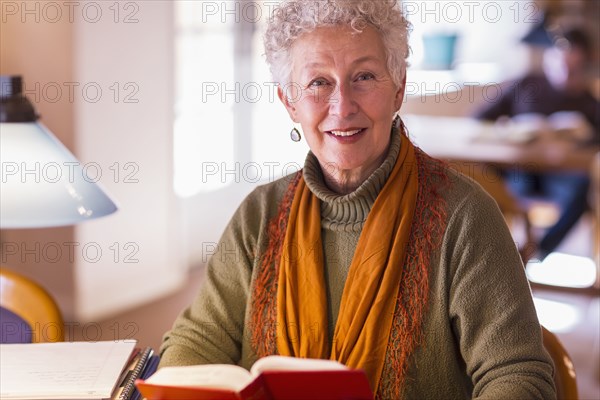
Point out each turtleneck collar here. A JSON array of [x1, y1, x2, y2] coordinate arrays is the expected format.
[[302, 126, 403, 232]]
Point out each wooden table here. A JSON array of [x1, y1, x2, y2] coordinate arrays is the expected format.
[[403, 114, 599, 173]]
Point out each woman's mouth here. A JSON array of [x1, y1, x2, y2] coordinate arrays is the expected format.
[[327, 128, 365, 137]]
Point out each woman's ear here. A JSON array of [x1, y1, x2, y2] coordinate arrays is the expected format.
[[278, 86, 298, 122], [393, 75, 407, 111]]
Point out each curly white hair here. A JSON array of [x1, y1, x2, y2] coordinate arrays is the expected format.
[[263, 0, 411, 87]]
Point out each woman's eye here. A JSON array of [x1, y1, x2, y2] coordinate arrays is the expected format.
[[309, 79, 327, 87], [356, 73, 375, 81]]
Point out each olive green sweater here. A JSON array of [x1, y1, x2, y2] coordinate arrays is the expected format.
[[160, 132, 555, 399]]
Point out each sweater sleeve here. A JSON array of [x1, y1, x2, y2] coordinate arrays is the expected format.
[[444, 186, 556, 399], [158, 192, 259, 368]]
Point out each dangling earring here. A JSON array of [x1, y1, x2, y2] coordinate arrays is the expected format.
[[290, 127, 301, 142]]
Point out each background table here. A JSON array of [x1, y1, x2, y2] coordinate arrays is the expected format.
[[403, 114, 599, 173]]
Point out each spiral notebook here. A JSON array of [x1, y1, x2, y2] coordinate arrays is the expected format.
[[129, 354, 160, 400], [113, 347, 158, 400], [0, 340, 137, 399]]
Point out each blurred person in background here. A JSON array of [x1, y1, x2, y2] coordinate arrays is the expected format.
[[476, 27, 599, 260]]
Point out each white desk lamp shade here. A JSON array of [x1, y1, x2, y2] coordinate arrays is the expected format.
[[0, 122, 118, 228]]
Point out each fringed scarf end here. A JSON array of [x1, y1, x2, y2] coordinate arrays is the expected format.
[[249, 172, 302, 357]]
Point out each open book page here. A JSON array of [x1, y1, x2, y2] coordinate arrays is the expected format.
[[0, 340, 136, 400], [249, 355, 348, 376], [144, 364, 253, 392]]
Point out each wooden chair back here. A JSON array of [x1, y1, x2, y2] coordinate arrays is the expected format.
[[542, 326, 578, 399], [0, 268, 64, 342]]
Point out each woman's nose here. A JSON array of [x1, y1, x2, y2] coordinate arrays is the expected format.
[[329, 82, 358, 118]]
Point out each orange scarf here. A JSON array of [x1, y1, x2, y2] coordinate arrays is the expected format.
[[276, 134, 418, 393]]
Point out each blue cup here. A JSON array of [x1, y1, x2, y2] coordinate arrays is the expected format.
[[422, 34, 458, 70]]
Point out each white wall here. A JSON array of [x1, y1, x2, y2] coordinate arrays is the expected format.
[[0, 1, 185, 322], [72, 1, 184, 321]]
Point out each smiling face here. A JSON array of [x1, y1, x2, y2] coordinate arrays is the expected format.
[[278, 25, 405, 193]]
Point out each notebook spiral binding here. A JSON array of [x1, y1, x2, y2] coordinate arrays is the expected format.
[[119, 347, 154, 400]]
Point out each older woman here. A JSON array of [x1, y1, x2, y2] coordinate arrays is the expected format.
[[160, 1, 555, 398]]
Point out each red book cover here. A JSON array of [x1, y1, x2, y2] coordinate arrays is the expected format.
[[256, 370, 373, 400], [135, 356, 373, 400], [135, 382, 241, 400]]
